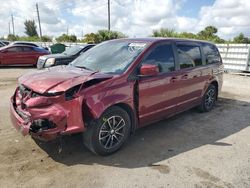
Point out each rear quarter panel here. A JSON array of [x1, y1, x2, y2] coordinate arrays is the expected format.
[[200, 63, 223, 97]]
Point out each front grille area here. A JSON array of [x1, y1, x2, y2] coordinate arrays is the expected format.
[[30, 119, 56, 133]]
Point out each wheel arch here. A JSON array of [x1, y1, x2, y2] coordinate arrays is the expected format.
[[210, 80, 219, 99], [82, 101, 138, 134], [202, 79, 219, 100], [113, 103, 138, 134]]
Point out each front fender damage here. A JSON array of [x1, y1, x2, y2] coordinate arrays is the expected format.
[[83, 81, 136, 126]]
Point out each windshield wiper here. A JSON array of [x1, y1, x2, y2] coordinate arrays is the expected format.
[[75, 65, 94, 72]]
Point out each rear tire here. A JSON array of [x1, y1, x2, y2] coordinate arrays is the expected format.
[[198, 84, 217, 112], [83, 106, 131, 155]]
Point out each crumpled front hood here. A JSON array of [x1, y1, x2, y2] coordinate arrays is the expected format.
[[19, 66, 113, 94]]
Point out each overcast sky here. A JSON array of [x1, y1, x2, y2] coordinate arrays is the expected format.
[[0, 0, 249, 39]]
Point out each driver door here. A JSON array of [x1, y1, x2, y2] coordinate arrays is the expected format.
[[137, 42, 180, 127]]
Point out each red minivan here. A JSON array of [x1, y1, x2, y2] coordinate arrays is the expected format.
[[0, 45, 49, 66], [10, 38, 223, 155]]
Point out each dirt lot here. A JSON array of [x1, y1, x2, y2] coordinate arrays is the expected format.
[[0, 67, 249, 188]]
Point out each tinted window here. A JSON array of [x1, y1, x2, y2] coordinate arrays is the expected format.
[[177, 45, 202, 68], [33, 47, 48, 53], [142, 44, 175, 73], [202, 43, 221, 64], [6, 47, 21, 52], [63, 46, 85, 55], [177, 50, 195, 69], [22, 47, 33, 52]]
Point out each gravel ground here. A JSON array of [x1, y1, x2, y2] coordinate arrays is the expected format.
[[0, 67, 249, 188]]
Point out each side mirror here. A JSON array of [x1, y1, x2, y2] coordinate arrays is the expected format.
[[140, 64, 159, 76]]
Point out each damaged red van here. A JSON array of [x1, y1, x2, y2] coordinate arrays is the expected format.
[[10, 38, 223, 155]]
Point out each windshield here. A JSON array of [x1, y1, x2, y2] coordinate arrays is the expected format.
[[71, 40, 149, 74], [63, 45, 85, 55]]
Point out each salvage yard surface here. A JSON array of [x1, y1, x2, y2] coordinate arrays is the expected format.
[[0, 68, 249, 188]]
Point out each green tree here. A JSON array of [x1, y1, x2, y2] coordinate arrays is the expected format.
[[69, 35, 77, 42], [83, 33, 99, 43], [24, 20, 38, 37], [212, 36, 225, 43], [150, 26, 226, 43], [96, 30, 126, 42], [18, 36, 39, 41], [179, 32, 198, 39], [41, 35, 52, 42], [82, 30, 127, 43], [56, 34, 77, 42], [197, 26, 225, 43], [198, 26, 217, 38], [233, 33, 248, 43], [152, 28, 178, 38], [7, 34, 19, 41]]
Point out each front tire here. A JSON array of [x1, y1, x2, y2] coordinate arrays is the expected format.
[[83, 106, 131, 155], [199, 84, 217, 112]]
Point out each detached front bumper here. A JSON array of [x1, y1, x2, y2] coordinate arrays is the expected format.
[[10, 89, 86, 141], [10, 96, 31, 136], [10, 96, 63, 140]]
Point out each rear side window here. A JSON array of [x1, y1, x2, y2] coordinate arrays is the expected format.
[[22, 47, 34, 52], [202, 43, 221, 64], [142, 44, 175, 73], [34, 47, 47, 53], [177, 50, 195, 69], [177, 45, 202, 69]]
